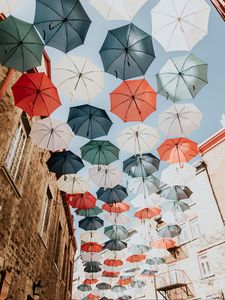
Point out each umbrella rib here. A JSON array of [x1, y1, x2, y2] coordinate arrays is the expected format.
[[36, 0, 64, 17]]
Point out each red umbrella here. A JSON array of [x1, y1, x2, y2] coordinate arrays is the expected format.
[[134, 207, 161, 220], [126, 254, 146, 263], [12, 72, 61, 116], [110, 79, 156, 122], [81, 242, 103, 253], [157, 138, 198, 165], [151, 238, 176, 250], [104, 259, 123, 267], [83, 278, 98, 285], [117, 278, 133, 286], [87, 294, 100, 300], [102, 202, 130, 213], [102, 271, 120, 278], [66, 192, 97, 210]]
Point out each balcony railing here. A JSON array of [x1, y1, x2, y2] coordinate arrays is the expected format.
[[156, 270, 190, 291], [211, 0, 225, 21]]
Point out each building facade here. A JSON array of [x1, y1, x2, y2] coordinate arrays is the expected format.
[[0, 63, 76, 300]]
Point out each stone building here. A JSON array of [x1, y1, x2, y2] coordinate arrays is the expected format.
[[0, 58, 76, 299]]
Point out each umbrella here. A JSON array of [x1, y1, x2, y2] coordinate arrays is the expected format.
[[134, 207, 161, 220], [82, 252, 102, 261], [34, 0, 91, 53], [160, 199, 189, 213], [89, 165, 123, 188], [118, 296, 132, 300], [158, 104, 203, 137], [161, 163, 196, 186], [97, 185, 128, 204], [0, 16, 44, 72], [67, 105, 112, 139], [0, 0, 24, 16], [59, 175, 89, 194], [102, 271, 120, 278], [104, 225, 128, 240], [123, 153, 160, 177], [104, 240, 127, 251], [99, 23, 155, 80], [102, 203, 130, 214], [156, 54, 208, 102], [83, 279, 98, 285], [86, 294, 100, 300], [117, 278, 133, 286], [157, 138, 199, 165], [89, 0, 147, 20], [146, 258, 165, 265], [66, 192, 95, 210], [103, 213, 131, 225], [81, 141, 119, 166], [78, 284, 92, 292], [158, 224, 182, 238], [30, 117, 73, 152], [126, 254, 146, 263], [151, 238, 176, 250], [128, 245, 149, 254], [104, 260, 123, 267], [110, 79, 156, 122], [131, 193, 161, 208], [161, 186, 193, 201], [141, 269, 157, 277], [131, 280, 145, 288], [47, 151, 84, 175], [76, 206, 103, 217], [151, 0, 210, 51], [161, 211, 188, 224], [54, 55, 103, 101], [117, 124, 159, 155], [80, 231, 106, 243], [79, 217, 104, 231], [127, 175, 161, 198], [111, 285, 126, 293], [96, 283, 111, 290], [81, 242, 103, 253], [84, 266, 102, 273]]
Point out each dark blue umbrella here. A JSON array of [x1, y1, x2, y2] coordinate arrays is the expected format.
[[79, 216, 104, 231], [67, 105, 113, 139], [46, 150, 84, 175], [104, 240, 127, 251], [34, 0, 91, 53], [99, 23, 155, 80], [123, 153, 160, 177], [97, 185, 128, 204]]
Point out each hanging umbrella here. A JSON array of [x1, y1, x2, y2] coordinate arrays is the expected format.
[[54, 55, 103, 101], [67, 105, 112, 139], [89, 165, 123, 188], [102, 203, 130, 214], [117, 124, 159, 155], [141, 269, 157, 277], [104, 225, 128, 240], [47, 151, 84, 175], [104, 260, 123, 267], [96, 283, 111, 290], [81, 141, 119, 166], [158, 224, 182, 238], [146, 258, 165, 265], [156, 54, 208, 102], [76, 206, 103, 217], [157, 138, 199, 165], [105, 251, 124, 260], [148, 248, 170, 258], [126, 254, 146, 263], [80, 231, 106, 243], [82, 252, 102, 261], [99, 23, 155, 80], [103, 213, 131, 225], [134, 207, 161, 220], [102, 271, 120, 278], [83, 279, 98, 285], [161, 163, 196, 186], [161, 186, 193, 201], [111, 285, 126, 293], [118, 296, 132, 300], [86, 294, 100, 300], [104, 240, 127, 251], [84, 265, 102, 273], [127, 175, 161, 198], [97, 185, 128, 204], [30, 117, 73, 152], [81, 242, 103, 253], [0, 0, 25, 16], [79, 216, 104, 231], [117, 278, 133, 286], [110, 79, 156, 122], [161, 211, 188, 224], [131, 280, 145, 288], [123, 153, 160, 177], [78, 284, 92, 292], [131, 193, 161, 208], [66, 192, 95, 209], [0, 16, 44, 72], [128, 245, 149, 254], [34, 0, 91, 53], [151, 238, 176, 250], [151, 0, 210, 51], [160, 199, 189, 213], [158, 104, 203, 137]]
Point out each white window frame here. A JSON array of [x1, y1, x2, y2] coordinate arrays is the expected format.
[[39, 189, 52, 241], [179, 223, 190, 244], [190, 217, 201, 239], [198, 254, 214, 278]]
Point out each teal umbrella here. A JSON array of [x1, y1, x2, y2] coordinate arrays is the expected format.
[[146, 258, 165, 265], [156, 54, 208, 102], [104, 225, 128, 240], [81, 140, 119, 166], [160, 199, 189, 213], [76, 206, 103, 217], [0, 16, 44, 72], [131, 280, 145, 288], [77, 284, 92, 292]]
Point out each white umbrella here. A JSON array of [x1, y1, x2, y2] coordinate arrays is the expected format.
[[89, 164, 123, 188], [158, 104, 203, 137], [103, 213, 131, 225], [151, 0, 210, 51], [57, 174, 89, 194], [30, 117, 74, 152], [81, 252, 102, 262], [89, 0, 147, 20], [80, 231, 107, 243], [161, 211, 189, 224], [127, 175, 161, 198], [148, 248, 170, 258], [53, 55, 104, 101], [117, 124, 159, 155], [131, 193, 161, 208], [0, 0, 24, 16], [161, 163, 196, 186]]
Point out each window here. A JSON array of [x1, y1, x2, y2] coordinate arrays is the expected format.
[[39, 188, 52, 241], [199, 254, 214, 278], [54, 223, 62, 267], [179, 223, 190, 244], [68, 261, 73, 293], [190, 218, 201, 239], [62, 245, 67, 281]]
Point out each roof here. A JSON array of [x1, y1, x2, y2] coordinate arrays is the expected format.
[[199, 128, 225, 155]]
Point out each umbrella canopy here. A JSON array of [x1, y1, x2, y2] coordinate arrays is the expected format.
[[97, 185, 128, 204], [83, 279, 98, 285], [66, 192, 96, 209], [79, 217, 104, 231], [161, 186, 193, 201], [96, 283, 111, 290], [102, 202, 130, 214], [81, 242, 103, 253], [76, 206, 103, 217], [78, 284, 92, 292], [89, 165, 123, 189], [158, 224, 182, 238], [82, 252, 102, 262], [128, 244, 149, 254], [0, 0, 24, 16], [157, 138, 199, 165], [12, 72, 61, 117], [80, 231, 106, 243], [103, 213, 131, 225], [84, 266, 102, 274], [47, 151, 84, 175], [58, 173, 89, 194], [104, 260, 123, 267], [131, 193, 161, 208], [30, 117, 73, 152], [146, 258, 165, 265], [110, 79, 156, 122], [104, 225, 128, 240], [0, 16, 44, 72], [99, 23, 155, 80], [134, 207, 161, 220], [160, 199, 189, 213], [127, 175, 161, 198], [161, 163, 196, 186], [90, 0, 147, 20], [126, 254, 146, 263], [156, 54, 208, 102], [34, 0, 91, 53], [123, 153, 160, 177], [81, 141, 119, 166], [111, 285, 126, 293], [151, 238, 176, 250], [54, 55, 104, 101], [151, 0, 210, 51], [102, 271, 120, 278], [104, 240, 127, 251], [131, 280, 145, 288], [117, 124, 159, 155], [117, 278, 133, 286], [67, 105, 112, 139]]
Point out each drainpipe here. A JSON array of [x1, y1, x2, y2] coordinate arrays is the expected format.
[[0, 69, 15, 100]]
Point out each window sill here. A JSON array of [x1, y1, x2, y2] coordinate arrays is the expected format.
[[201, 274, 215, 280], [1, 165, 21, 198]]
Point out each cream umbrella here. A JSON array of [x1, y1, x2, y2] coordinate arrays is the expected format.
[[131, 193, 161, 208], [161, 163, 196, 186], [151, 0, 210, 51], [0, 0, 24, 16], [57, 174, 89, 194], [103, 213, 131, 225], [80, 231, 107, 243], [127, 176, 161, 198], [53, 55, 104, 101], [89, 164, 123, 188]]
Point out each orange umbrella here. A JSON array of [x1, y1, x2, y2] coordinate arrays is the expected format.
[[151, 238, 176, 250], [117, 278, 133, 286], [126, 254, 146, 263], [102, 202, 130, 213], [83, 278, 98, 285], [102, 271, 120, 277], [134, 207, 161, 220], [66, 192, 97, 209], [87, 294, 100, 300], [81, 242, 103, 252], [110, 79, 156, 122], [157, 138, 198, 165], [104, 259, 123, 267]]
